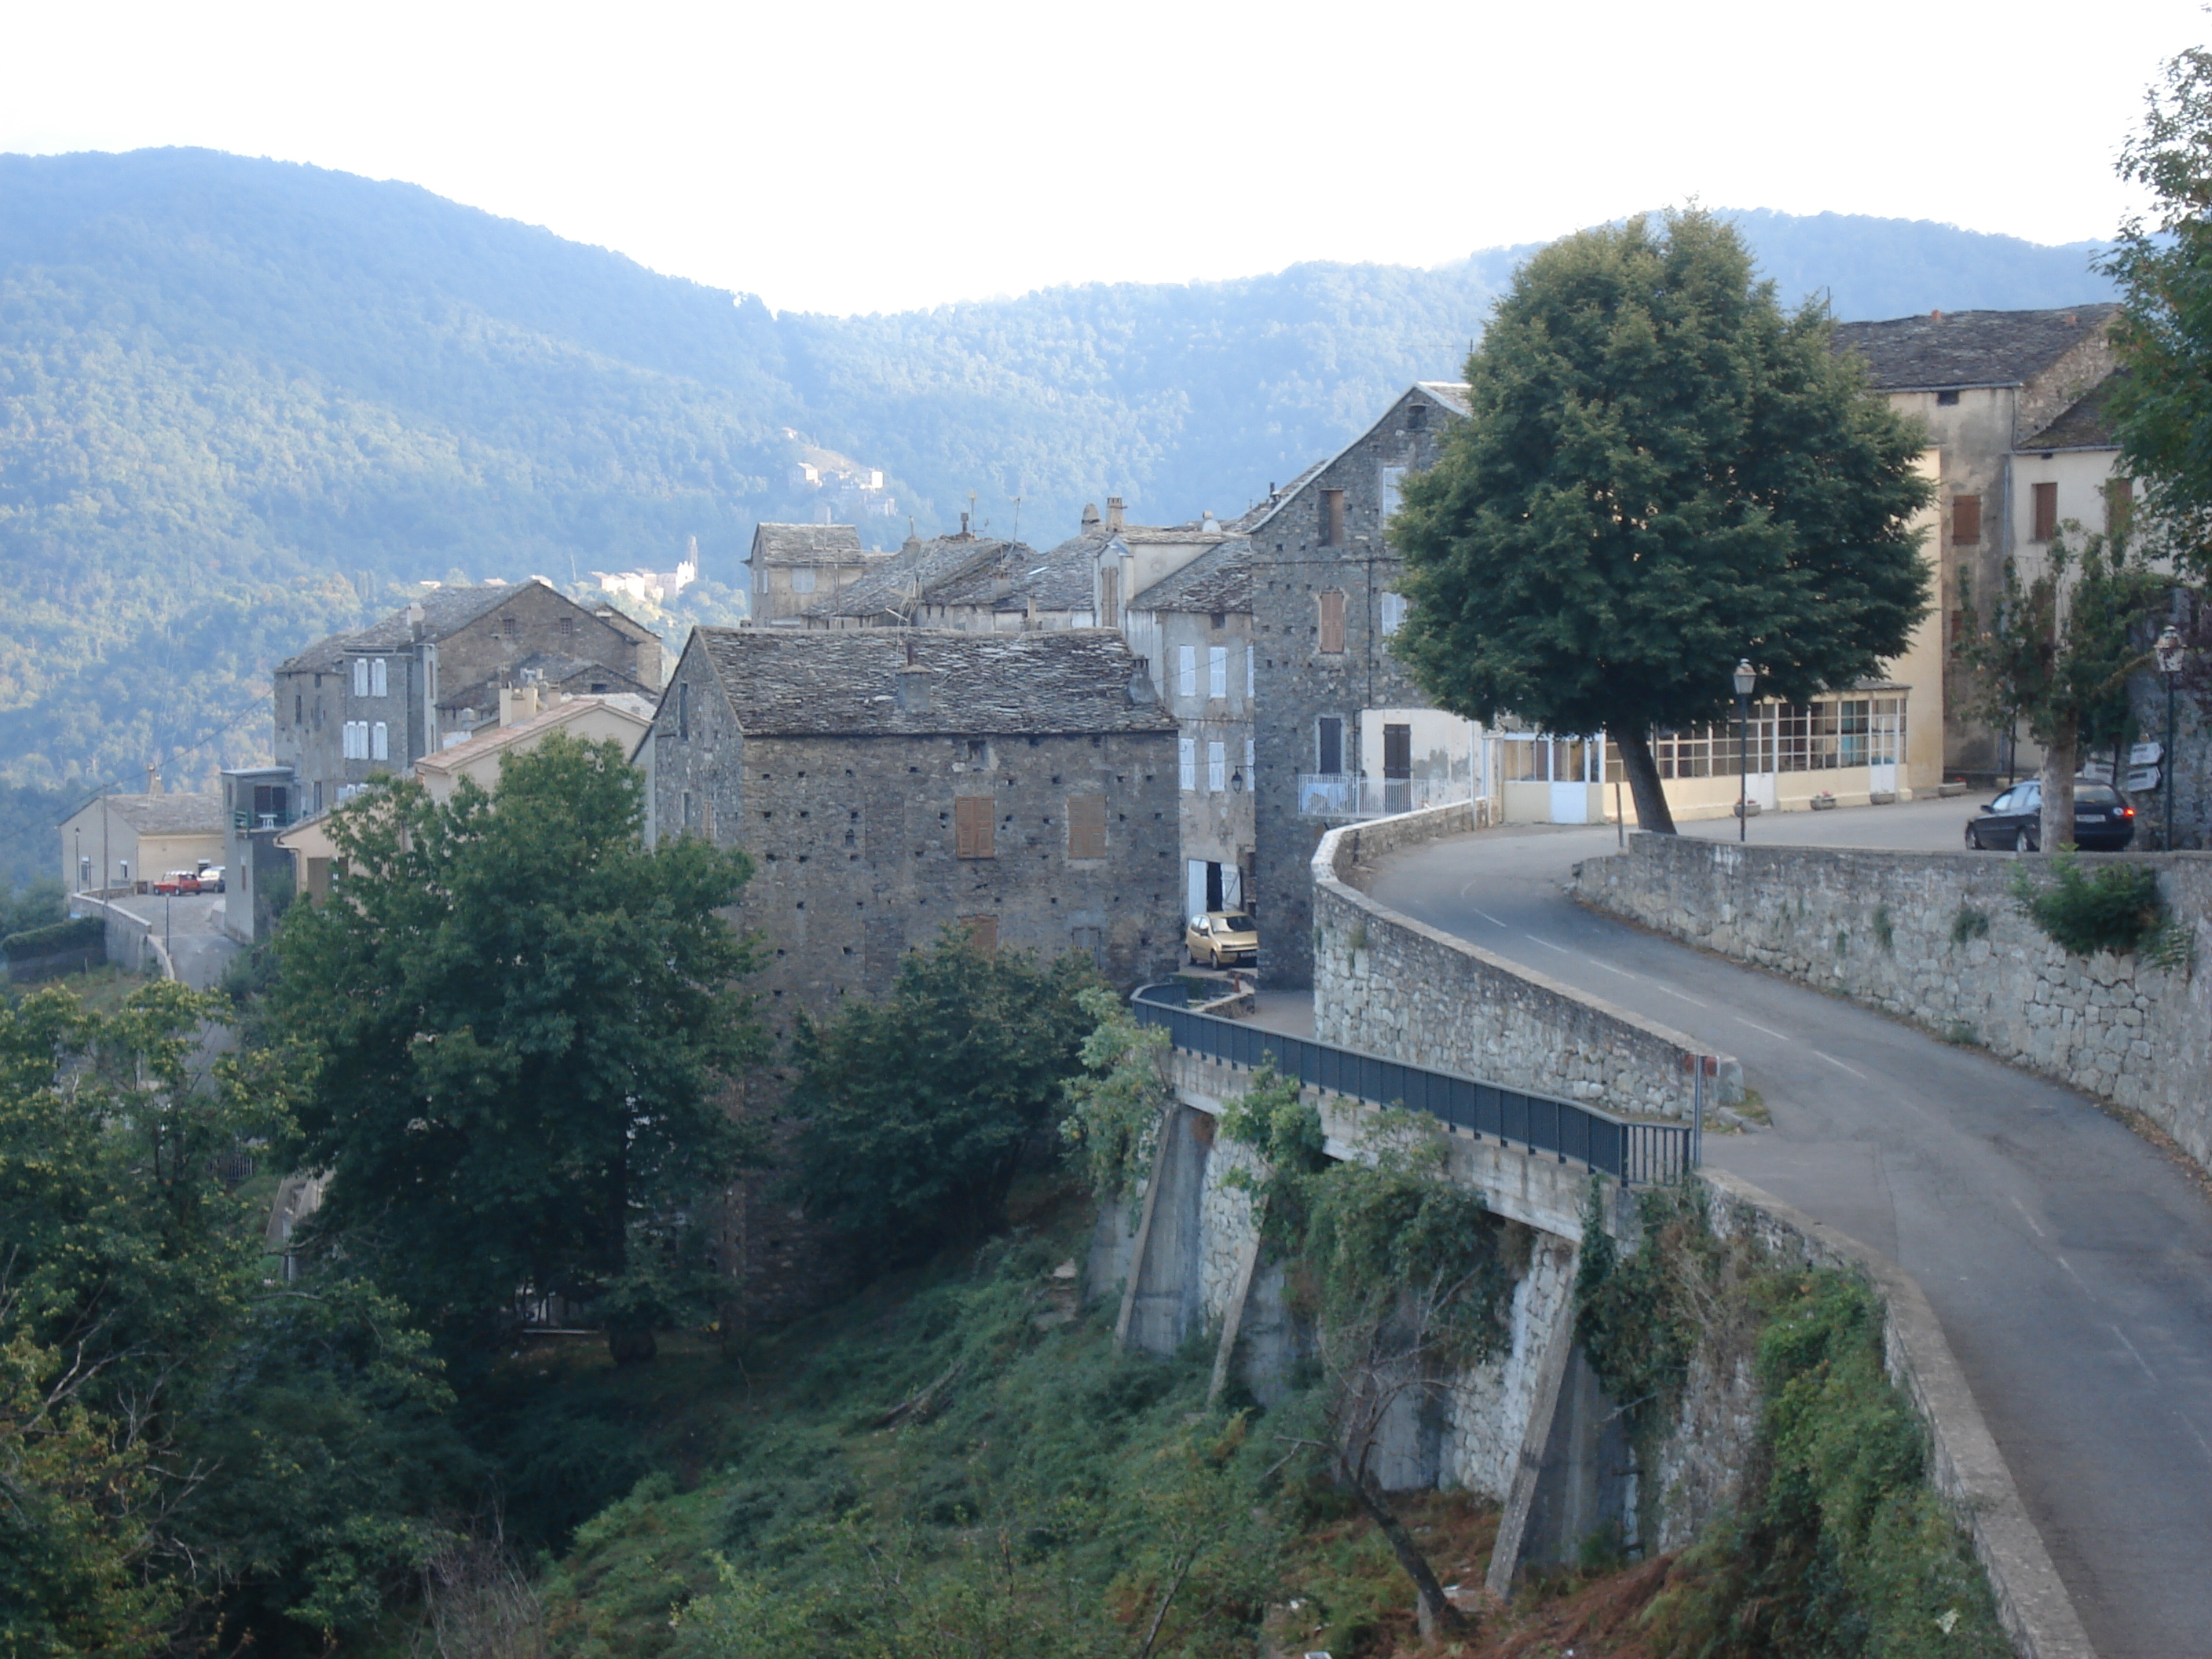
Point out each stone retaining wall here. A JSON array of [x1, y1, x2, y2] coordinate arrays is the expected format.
[[1574, 833, 2212, 1171], [1312, 808, 1740, 1119]]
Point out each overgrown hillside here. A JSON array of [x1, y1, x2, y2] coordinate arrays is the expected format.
[[0, 147, 2114, 808]]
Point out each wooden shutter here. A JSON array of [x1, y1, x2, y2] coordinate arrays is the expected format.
[[1321, 489, 1346, 546], [1318, 590, 1346, 653], [961, 914, 999, 954], [954, 795, 994, 859], [1068, 795, 1107, 859], [2032, 481, 2059, 542], [1950, 494, 1981, 545]]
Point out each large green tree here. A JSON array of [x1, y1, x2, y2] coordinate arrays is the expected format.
[[271, 734, 765, 1361], [1392, 209, 1934, 832]]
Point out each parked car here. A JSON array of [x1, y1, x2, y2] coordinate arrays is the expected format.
[[1965, 779, 2137, 851], [152, 870, 202, 895], [1185, 910, 1259, 969], [197, 864, 225, 893]]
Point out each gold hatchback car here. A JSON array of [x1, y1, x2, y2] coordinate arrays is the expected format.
[[1185, 910, 1259, 969]]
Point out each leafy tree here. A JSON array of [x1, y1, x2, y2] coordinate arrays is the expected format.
[[1955, 528, 2164, 848], [1392, 208, 1934, 832], [2105, 44, 2212, 567], [791, 930, 1097, 1263], [270, 734, 766, 1361]]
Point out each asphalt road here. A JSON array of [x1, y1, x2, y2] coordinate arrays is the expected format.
[[108, 890, 244, 991], [1367, 800, 2212, 1659]]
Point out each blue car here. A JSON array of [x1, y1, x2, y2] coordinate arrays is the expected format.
[[1966, 779, 2137, 851]]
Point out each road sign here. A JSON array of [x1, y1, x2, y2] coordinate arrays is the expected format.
[[2127, 765, 2163, 796]]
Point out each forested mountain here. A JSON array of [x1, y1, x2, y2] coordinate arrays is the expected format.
[[0, 145, 2115, 856]]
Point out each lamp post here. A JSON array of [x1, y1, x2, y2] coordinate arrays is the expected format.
[[2157, 624, 2186, 850], [1733, 659, 1757, 842]]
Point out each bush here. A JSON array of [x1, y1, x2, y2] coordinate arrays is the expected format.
[[2010, 853, 2166, 957], [2, 914, 101, 961]]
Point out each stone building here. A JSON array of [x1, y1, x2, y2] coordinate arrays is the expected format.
[[799, 527, 1046, 631], [1123, 533, 1256, 915], [272, 580, 661, 819], [640, 626, 1181, 1037], [1833, 306, 2122, 781], [745, 523, 889, 625], [58, 788, 225, 895], [1247, 382, 1478, 986]]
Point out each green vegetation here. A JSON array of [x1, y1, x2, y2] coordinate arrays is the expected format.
[[791, 932, 1098, 1261], [1579, 1182, 2011, 1658], [1950, 903, 1991, 945], [2009, 851, 2192, 968], [267, 734, 767, 1361], [1391, 207, 1934, 833]]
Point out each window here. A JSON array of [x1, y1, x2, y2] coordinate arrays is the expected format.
[[1317, 590, 1346, 654], [1380, 465, 1407, 536], [558, 615, 576, 636], [1246, 646, 1254, 699], [1407, 403, 1428, 430], [1950, 494, 1981, 545], [341, 720, 361, 760], [677, 682, 690, 741], [371, 721, 389, 761], [1245, 737, 1254, 775], [1936, 389, 1961, 407], [1380, 591, 1408, 635], [1317, 716, 1343, 775], [2106, 477, 2134, 540], [504, 616, 522, 639], [1320, 489, 1346, 546], [1178, 646, 1197, 698], [2032, 481, 2059, 542], [1208, 646, 1228, 699], [1210, 611, 1226, 631], [961, 915, 999, 954], [313, 780, 324, 812], [1179, 737, 1196, 792], [1068, 794, 1108, 859], [1099, 566, 1120, 629], [954, 795, 995, 859], [352, 658, 368, 697], [1207, 741, 1226, 793], [371, 657, 388, 697], [295, 693, 303, 725], [790, 566, 818, 594]]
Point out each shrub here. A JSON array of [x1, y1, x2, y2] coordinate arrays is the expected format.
[[1, 914, 102, 961], [1949, 904, 1990, 946], [2010, 853, 2166, 957]]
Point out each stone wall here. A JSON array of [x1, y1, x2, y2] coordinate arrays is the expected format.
[[1574, 833, 2212, 1172], [1312, 808, 1740, 1119]]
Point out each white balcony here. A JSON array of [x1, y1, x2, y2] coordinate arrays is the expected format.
[[1295, 774, 1473, 821]]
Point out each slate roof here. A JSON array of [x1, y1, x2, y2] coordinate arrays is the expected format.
[[1129, 537, 1253, 614], [276, 583, 657, 674], [804, 535, 1026, 620], [104, 793, 225, 837], [1239, 383, 1468, 537], [749, 523, 866, 565], [931, 531, 1100, 614], [417, 694, 654, 775], [436, 651, 653, 711], [1417, 380, 1473, 416], [691, 628, 1178, 737], [2021, 376, 2120, 451], [1831, 305, 2117, 391]]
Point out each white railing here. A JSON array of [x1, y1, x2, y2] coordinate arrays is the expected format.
[[1295, 774, 1474, 821]]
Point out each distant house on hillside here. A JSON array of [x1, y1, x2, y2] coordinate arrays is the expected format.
[[639, 626, 1180, 1035], [58, 788, 225, 895], [1833, 305, 2123, 781]]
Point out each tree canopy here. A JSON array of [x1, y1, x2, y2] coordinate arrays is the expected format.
[[269, 734, 765, 1358], [1390, 209, 1934, 831]]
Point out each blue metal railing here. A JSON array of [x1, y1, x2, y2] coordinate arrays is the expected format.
[[1132, 986, 1691, 1186]]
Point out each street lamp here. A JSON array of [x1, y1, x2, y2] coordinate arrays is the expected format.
[[2157, 624, 2186, 850], [1732, 659, 1757, 842]]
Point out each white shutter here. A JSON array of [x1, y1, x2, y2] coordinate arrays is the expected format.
[[1178, 737, 1196, 793], [1208, 646, 1227, 699], [1177, 646, 1196, 698], [1207, 741, 1225, 793], [353, 658, 368, 697], [372, 657, 389, 696], [371, 721, 389, 761]]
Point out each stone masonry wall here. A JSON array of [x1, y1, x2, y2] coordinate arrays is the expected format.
[[1311, 806, 1738, 1119], [1574, 834, 2212, 1174]]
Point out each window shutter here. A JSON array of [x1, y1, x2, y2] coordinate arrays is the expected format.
[[1320, 489, 1346, 546], [1178, 646, 1196, 698], [954, 795, 995, 859], [1068, 795, 1107, 859], [1208, 646, 1228, 699], [2105, 477, 2134, 539], [1318, 590, 1346, 654], [1950, 495, 1981, 545], [961, 914, 999, 954], [2032, 481, 2059, 542]]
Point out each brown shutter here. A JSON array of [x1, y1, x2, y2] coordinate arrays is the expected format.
[[1320, 489, 1346, 546], [1318, 590, 1346, 654], [1950, 493, 1981, 545], [1067, 795, 1107, 859], [961, 914, 999, 954], [2105, 477, 2134, 540], [954, 795, 994, 859], [2032, 481, 2059, 542]]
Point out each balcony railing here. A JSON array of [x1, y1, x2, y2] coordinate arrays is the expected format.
[[1295, 774, 1473, 822]]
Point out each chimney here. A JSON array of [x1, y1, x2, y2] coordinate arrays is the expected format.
[[406, 600, 427, 640], [894, 664, 935, 716], [1126, 662, 1158, 706], [145, 762, 160, 796], [1081, 502, 1101, 529], [1105, 496, 1125, 531], [499, 686, 517, 727], [1930, 309, 1943, 321]]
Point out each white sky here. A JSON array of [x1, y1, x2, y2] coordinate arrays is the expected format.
[[4, 0, 2203, 317]]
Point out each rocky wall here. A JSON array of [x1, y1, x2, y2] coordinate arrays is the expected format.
[[1575, 833, 2212, 1173]]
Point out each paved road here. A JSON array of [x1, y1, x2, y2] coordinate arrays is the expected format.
[[108, 891, 243, 991], [1368, 801, 2212, 1659]]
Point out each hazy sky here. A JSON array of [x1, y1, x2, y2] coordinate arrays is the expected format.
[[5, 0, 2202, 316]]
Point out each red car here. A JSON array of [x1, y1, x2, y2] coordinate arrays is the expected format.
[[152, 870, 203, 895]]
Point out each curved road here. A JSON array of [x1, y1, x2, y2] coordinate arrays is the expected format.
[[1368, 800, 2212, 1659]]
